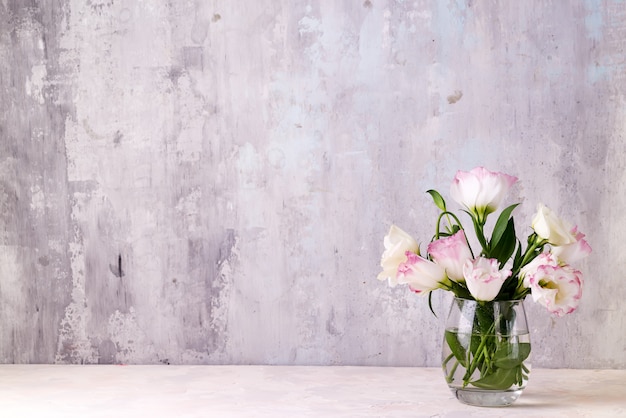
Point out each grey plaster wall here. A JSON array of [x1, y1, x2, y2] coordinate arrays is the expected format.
[[0, 0, 624, 367]]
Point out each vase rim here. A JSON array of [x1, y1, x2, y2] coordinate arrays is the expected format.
[[453, 296, 526, 303]]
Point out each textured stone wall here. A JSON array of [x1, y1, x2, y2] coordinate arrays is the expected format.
[[0, 0, 624, 367]]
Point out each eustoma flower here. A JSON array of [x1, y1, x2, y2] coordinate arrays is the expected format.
[[526, 264, 583, 317], [531, 204, 577, 246], [463, 257, 511, 301], [450, 167, 517, 223], [396, 252, 450, 294], [427, 230, 473, 282], [520, 252, 559, 287], [377, 225, 420, 286], [551, 226, 592, 264], [376, 167, 590, 313]]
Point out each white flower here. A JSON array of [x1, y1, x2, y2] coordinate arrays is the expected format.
[[377, 225, 420, 286], [397, 252, 449, 294], [551, 226, 592, 264], [450, 167, 517, 222], [531, 204, 577, 246], [527, 264, 583, 317], [463, 257, 511, 301]]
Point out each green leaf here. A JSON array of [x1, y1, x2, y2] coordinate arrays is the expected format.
[[444, 330, 468, 368], [426, 189, 446, 212], [490, 204, 519, 249], [476, 302, 495, 333], [494, 342, 531, 369], [498, 275, 519, 301], [470, 367, 519, 390], [469, 334, 482, 360], [490, 218, 517, 267]]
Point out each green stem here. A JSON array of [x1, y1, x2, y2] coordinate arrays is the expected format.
[[442, 352, 455, 367], [462, 321, 496, 385], [446, 359, 460, 384], [435, 211, 466, 240], [513, 284, 531, 300], [472, 217, 489, 256], [461, 302, 502, 387], [511, 234, 548, 278]]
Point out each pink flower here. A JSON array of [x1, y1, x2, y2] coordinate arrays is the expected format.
[[527, 264, 583, 317], [397, 252, 449, 294], [463, 257, 511, 301], [520, 252, 560, 288], [551, 226, 592, 264], [427, 230, 473, 282], [377, 225, 420, 286], [450, 167, 517, 222]]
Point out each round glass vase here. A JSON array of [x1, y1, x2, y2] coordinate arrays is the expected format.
[[441, 297, 531, 407]]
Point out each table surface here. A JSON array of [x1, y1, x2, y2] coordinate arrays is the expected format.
[[0, 365, 624, 417]]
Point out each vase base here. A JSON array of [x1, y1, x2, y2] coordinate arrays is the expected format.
[[450, 388, 523, 407]]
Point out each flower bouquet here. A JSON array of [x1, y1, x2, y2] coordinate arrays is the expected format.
[[376, 167, 591, 406]]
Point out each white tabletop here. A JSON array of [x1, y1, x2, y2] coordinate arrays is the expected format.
[[0, 365, 623, 417]]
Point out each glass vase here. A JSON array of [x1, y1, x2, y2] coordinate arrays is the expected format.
[[441, 297, 531, 407]]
